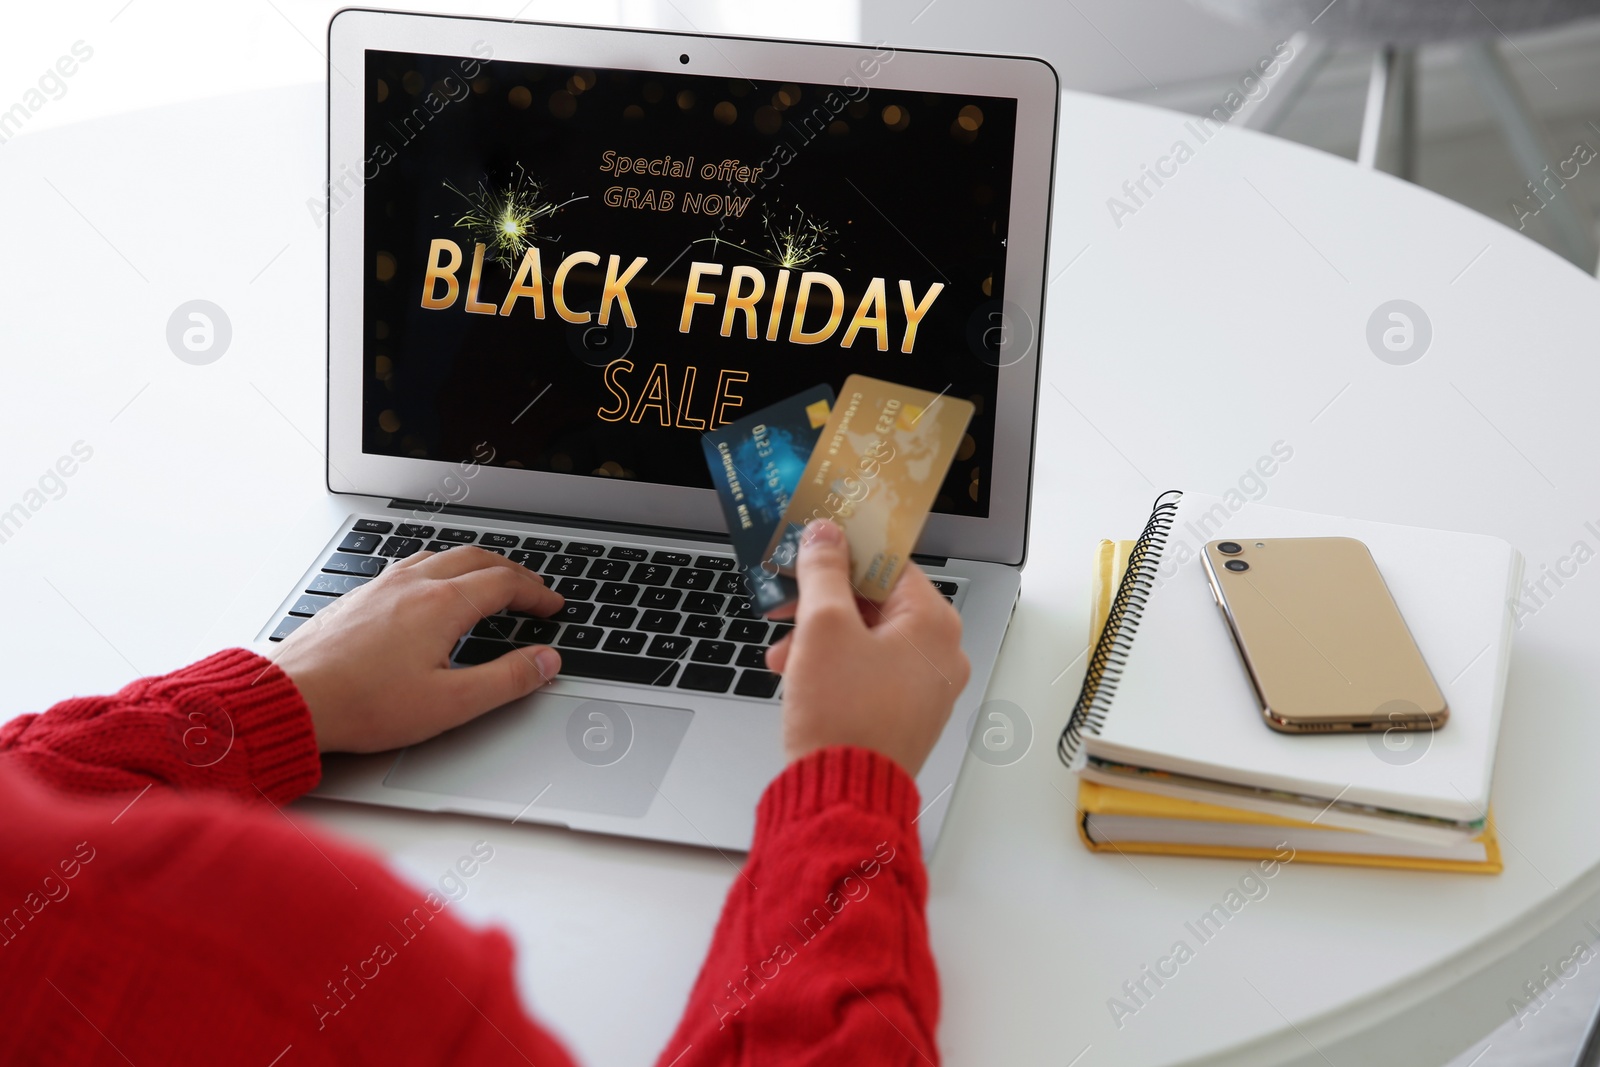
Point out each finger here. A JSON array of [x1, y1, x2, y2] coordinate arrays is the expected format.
[[409, 545, 543, 582], [388, 548, 438, 572], [855, 593, 887, 628], [874, 561, 946, 630], [765, 632, 793, 673], [794, 520, 863, 633], [441, 567, 564, 629], [444, 644, 562, 721]]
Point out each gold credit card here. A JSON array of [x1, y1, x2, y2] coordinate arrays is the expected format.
[[763, 375, 975, 601]]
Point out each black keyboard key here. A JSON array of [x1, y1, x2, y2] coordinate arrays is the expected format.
[[768, 623, 794, 644], [638, 588, 681, 610], [547, 555, 588, 577], [480, 547, 506, 556], [554, 601, 595, 624], [602, 630, 649, 655], [395, 524, 435, 539], [268, 616, 306, 641], [558, 625, 603, 649], [735, 670, 782, 699], [380, 536, 424, 558], [471, 616, 519, 640], [725, 598, 759, 619], [678, 664, 735, 693], [672, 568, 714, 591], [647, 635, 693, 659], [692, 640, 735, 665], [587, 558, 630, 581], [726, 620, 768, 643], [630, 563, 672, 586], [509, 550, 547, 571], [480, 533, 521, 549], [523, 537, 562, 552], [558, 649, 679, 687], [288, 593, 336, 617], [454, 638, 511, 665], [564, 541, 604, 557], [306, 573, 369, 596], [640, 609, 682, 633], [682, 592, 725, 615], [323, 553, 384, 577], [681, 614, 724, 639], [513, 618, 560, 645], [596, 583, 638, 605], [353, 519, 393, 534], [557, 578, 597, 600], [607, 546, 649, 561], [695, 556, 735, 571], [735, 644, 769, 669], [338, 531, 381, 554], [593, 605, 637, 628], [437, 528, 477, 543], [713, 572, 749, 596], [425, 541, 461, 553], [651, 551, 692, 566]]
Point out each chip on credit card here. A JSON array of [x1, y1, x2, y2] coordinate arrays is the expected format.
[[764, 375, 975, 602], [700, 384, 835, 614]]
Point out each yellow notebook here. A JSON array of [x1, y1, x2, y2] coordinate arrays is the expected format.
[[1075, 540, 1502, 874]]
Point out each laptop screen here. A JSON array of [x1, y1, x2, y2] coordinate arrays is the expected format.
[[361, 48, 1017, 519]]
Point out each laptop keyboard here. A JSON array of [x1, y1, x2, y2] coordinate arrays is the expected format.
[[270, 517, 965, 701]]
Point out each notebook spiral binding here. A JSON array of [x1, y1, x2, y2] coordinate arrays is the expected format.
[[1057, 490, 1183, 768]]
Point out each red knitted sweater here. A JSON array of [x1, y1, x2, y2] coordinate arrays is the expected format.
[[0, 649, 939, 1065]]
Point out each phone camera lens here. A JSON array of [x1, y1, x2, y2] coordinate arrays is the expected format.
[[679, 53, 690, 64], [1217, 541, 1242, 555], [1225, 559, 1249, 572]]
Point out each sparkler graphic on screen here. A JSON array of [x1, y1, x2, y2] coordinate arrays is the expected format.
[[443, 165, 586, 267], [693, 206, 837, 269]]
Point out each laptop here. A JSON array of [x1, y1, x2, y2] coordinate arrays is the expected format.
[[256, 8, 1059, 853]]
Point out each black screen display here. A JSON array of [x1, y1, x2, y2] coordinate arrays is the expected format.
[[361, 47, 1016, 516]]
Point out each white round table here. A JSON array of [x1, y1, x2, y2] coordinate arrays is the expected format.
[[2, 82, 1597, 1067]]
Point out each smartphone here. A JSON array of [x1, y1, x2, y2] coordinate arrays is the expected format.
[[1201, 537, 1447, 734]]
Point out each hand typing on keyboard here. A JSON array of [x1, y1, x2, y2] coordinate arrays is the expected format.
[[766, 520, 970, 776], [274, 546, 565, 753]]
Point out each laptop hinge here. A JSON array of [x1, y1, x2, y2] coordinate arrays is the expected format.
[[389, 498, 951, 565], [388, 499, 730, 545]]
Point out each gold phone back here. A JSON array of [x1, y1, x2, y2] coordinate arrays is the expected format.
[[1203, 537, 1447, 732]]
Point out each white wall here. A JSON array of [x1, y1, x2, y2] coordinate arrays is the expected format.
[[861, 0, 1278, 94], [0, 0, 861, 142]]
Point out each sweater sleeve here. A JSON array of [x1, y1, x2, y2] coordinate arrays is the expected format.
[[0, 648, 322, 805], [0, 764, 580, 1067], [657, 746, 940, 1066]]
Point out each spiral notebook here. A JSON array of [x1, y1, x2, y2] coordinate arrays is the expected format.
[[1059, 491, 1522, 847], [1075, 541, 1501, 873]]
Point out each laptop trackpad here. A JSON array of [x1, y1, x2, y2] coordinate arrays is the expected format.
[[383, 695, 694, 819]]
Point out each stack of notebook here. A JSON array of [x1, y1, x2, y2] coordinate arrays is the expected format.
[[1062, 491, 1523, 874]]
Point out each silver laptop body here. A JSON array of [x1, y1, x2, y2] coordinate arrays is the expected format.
[[257, 9, 1059, 854]]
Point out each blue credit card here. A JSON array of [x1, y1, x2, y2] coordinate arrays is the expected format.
[[700, 384, 835, 613]]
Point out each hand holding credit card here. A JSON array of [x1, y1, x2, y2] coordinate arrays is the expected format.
[[765, 375, 975, 603], [700, 384, 836, 613]]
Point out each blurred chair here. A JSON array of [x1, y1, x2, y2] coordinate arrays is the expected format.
[[1190, 0, 1600, 271], [1579, 992, 1600, 1067]]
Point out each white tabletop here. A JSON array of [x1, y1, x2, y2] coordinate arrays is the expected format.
[[3, 82, 1599, 1067]]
